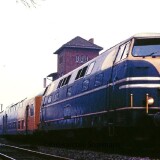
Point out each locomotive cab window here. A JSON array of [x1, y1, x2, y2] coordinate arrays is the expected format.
[[115, 41, 131, 63], [132, 38, 160, 57]]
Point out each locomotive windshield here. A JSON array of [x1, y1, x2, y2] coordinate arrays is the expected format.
[[132, 38, 160, 57]]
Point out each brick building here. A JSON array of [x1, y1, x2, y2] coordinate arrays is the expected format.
[[48, 36, 103, 80]]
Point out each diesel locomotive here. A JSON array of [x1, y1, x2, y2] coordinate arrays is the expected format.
[[1, 33, 160, 142]]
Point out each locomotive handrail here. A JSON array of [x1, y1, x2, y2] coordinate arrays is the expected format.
[[146, 94, 149, 114]]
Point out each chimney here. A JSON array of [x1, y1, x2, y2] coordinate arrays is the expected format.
[[88, 38, 94, 43], [43, 78, 47, 88], [0, 104, 3, 112]]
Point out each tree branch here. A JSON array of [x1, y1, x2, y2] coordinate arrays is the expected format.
[[17, 0, 44, 8]]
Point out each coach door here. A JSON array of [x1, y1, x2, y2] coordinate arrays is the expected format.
[[25, 105, 29, 134], [2, 114, 7, 134]]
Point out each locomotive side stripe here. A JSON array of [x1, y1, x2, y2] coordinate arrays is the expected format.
[[44, 76, 160, 108], [112, 76, 160, 86], [119, 84, 160, 89], [45, 85, 107, 108]]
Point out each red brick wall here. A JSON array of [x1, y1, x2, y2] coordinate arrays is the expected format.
[[57, 48, 99, 76]]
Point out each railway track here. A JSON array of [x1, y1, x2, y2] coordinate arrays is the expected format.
[[0, 143, 73, 160]]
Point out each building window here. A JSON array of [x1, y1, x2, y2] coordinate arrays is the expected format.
[[76, 55, 89, 63]]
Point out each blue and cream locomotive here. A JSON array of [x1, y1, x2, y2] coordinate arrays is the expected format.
[[1, 33, 160, 142], [39, 33, 160, 141]]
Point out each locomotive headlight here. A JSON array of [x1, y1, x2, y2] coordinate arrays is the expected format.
[[147, 97, 154, 105]]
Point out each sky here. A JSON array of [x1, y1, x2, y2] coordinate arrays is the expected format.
[[0, 0, 160, 107]]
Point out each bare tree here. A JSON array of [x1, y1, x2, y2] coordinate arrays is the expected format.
[[17, 0, 45, 8]]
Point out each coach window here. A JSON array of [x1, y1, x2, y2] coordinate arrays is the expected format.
[[47, 95, 52, 104], [18, 121, 20, 129], [30, 104, 34, 116], [44, 96, 48, 105], [21, 120, 24, 129]]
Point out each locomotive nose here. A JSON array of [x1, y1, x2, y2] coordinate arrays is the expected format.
[[154, 112, 160, 126]]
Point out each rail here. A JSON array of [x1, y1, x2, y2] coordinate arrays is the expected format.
[[0, 143, 73, 160]]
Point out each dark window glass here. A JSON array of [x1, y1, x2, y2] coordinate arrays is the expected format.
[[18, 121, 20, 129], [21, 120, 24, 129], [75, 66, 88, 80], [132, 38, 160, 57], [58, 79, 63, 88], [30, 104, 34, 116], [58, 75, 71, 88]]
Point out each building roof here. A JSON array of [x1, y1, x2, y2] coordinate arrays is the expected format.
[[54, 36, 103, 54]]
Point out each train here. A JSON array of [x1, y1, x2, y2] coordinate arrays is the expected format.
[[1, 33, 160, 143]]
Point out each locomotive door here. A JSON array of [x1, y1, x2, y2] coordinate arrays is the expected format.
[[110, 41, 130, 109]]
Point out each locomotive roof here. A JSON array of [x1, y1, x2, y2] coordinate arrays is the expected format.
[[133, 33, 160, 38]]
